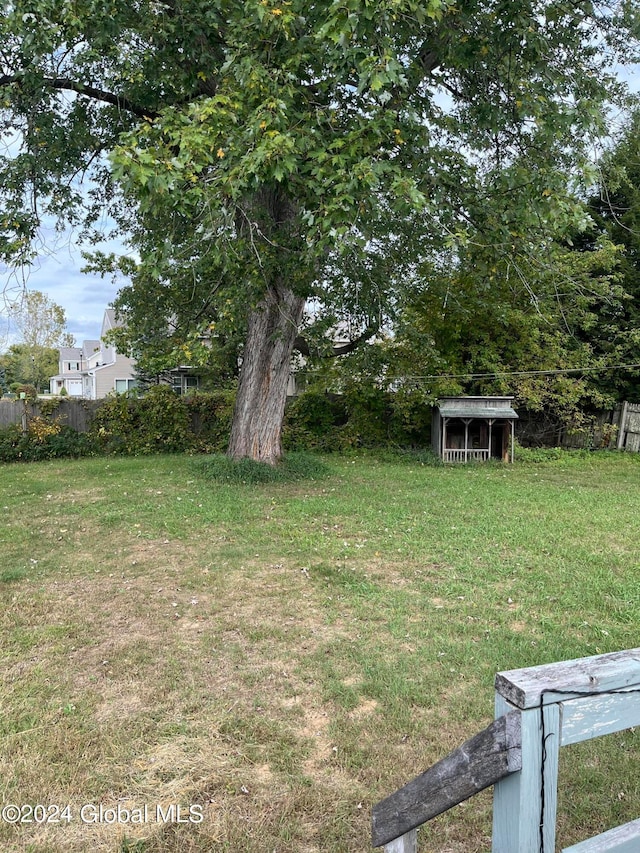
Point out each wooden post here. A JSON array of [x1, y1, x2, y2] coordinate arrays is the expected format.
[[442, 416, 447, 461], [492, 649, 640, 853], [373, 648, 640, 853], [617, 401, 629, 450], [492, 695, 560, 852], [384, 830, 417, 853], [21, 395, 28, 436]]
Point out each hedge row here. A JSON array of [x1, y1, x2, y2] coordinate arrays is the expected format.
[[0, 385, 433, 463]]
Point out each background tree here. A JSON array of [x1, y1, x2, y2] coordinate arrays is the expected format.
[[0, 1, 637, 460], [355, 233, 626, 434], [0, 342, 59, 393], [5, 290, 74, 391], [587, 111, 640, 401]]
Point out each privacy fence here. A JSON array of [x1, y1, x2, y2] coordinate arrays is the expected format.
[[2, 398, 640, 454], [0, 399, 101, 432], [372, 647, 640, 853], [516, 403, 638, 450]]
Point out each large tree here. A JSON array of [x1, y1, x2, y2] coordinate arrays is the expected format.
[[0, 342, 59, 391], [4, 289, 74, 391], [0, 1, 636, 461]]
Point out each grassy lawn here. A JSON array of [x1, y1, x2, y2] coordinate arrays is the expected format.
[[1, 450, 639, 852]]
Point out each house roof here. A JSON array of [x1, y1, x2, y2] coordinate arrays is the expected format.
[[436, 396, 519, 420], [59, 347, 83, 360], [102, 308, 125, 331], [82, 340, 101, 359]]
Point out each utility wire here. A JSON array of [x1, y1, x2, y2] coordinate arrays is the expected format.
[[296, 362, 640, 382], [387, 362, 640, 381]]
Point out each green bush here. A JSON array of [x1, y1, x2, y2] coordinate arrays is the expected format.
[[283, 389, 348, 451], [283, 385, 432, 451], [513, 443, 602, 464], [185, 390, 236, 452], [90, 385, 193, 454], [0, 383, 434, 464], [90, 386, 236, 455], [14, 384, 38, 401], [0, 423, 95, 463]]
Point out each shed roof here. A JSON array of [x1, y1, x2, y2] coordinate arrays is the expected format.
[[436, 396, 518, 420]]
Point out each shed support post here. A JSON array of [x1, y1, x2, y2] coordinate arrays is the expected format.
[[492, 696, 560, 851]]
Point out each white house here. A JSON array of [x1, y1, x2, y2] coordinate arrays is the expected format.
[[50, 309, 138, 399]]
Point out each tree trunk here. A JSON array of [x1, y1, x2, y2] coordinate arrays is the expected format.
[[227, 282, 305, 464]]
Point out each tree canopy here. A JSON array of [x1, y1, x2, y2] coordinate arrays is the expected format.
[[357, 233, 626, 426], [586, 110, 640, 402], [0, 1, 638, 459]]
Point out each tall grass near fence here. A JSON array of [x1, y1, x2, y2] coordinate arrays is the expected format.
[[1, 451, 639, 852]]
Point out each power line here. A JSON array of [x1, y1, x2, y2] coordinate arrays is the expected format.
[[385, 362, 640, 381], [296, 362, 640, 382]]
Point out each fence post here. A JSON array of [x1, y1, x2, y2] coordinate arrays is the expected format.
[[384, 830, 417, 853], [617, 401, 629, 450], [374, 648, 640, 853], [492, 695, 560, 852], [492, 649, 640, 853]]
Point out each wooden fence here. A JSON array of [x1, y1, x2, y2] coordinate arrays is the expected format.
[[372, 648, 640, 852], [616, 403, 640, 452], [0, 399, 101, 432]]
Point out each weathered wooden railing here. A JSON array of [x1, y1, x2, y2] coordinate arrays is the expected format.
[[442, 448, 491, 463], [372, 648, 640, 852]]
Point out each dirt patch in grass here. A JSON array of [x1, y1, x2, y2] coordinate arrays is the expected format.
[[1, 540, 379, 852]]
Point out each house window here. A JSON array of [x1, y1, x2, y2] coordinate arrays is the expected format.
[[172, 374, 198, 395], [67, 361, 80, 371], [115, 379, 137, 394]]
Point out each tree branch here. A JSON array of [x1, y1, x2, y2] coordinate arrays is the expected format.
[[0, 74, 159, 120], [294, 322, 380, 359]]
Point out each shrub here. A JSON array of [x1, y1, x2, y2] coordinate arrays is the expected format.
[[15, 384, 38, 401], [512, 441, 600, 464], [0, 423, 95, 462], [185, 390, 235, 452], [90, 387, 236, 455], [90, 385, 193, 454], [283, 389, 348, 451], [283, 385, 432, 451]]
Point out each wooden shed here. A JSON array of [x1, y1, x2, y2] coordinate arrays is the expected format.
[[432, 396, 519, 463]]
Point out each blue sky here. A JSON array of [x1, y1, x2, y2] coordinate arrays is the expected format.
[[0, 227, 123, 347]]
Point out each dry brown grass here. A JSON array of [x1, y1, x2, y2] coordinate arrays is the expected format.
[[1, 522, 389, 852]]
